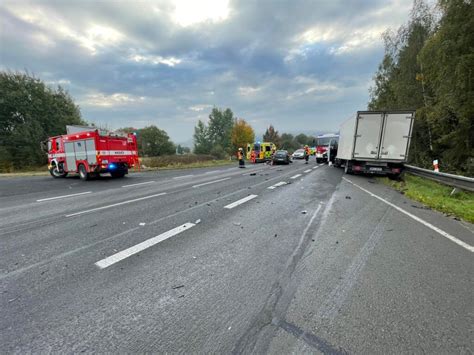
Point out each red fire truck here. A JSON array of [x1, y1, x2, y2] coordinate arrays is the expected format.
[[45, 126, 139, 180], [315, 133, 339, 164]]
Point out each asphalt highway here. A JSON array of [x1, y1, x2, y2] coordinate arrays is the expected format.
[[1, 160, 472, 353]]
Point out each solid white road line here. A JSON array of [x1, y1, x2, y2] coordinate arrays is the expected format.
[[291, 174, 302, 179], [65, 192, 167, 217], [343, 177, 474, 253], [122, 181, 155, 188], [268, 181, 287, 190], [36, 191, 92, 202], [224, 194, 258, 209], [304, 169, 312, 173], [173, 174, 194, 180], [95, 222, 196, 269], [193, 177, 231, 188]]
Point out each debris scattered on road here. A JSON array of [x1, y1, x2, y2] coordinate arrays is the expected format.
[[178, 295, 185, 298], [250, 173, 257, 176], [192, 256, 197, 259], [301, 210, 307, 214], [122, 222, 126, 225], [233, 222, 241, 226], [207, 203, 212, 206], [8, 298, 18, 303], [336, 241, 339, 244], [411, 205, 430, 210], [312, 239, 315, 242], [194, 201, 198, 205], [228, 326, 232, 330], [172, 285, 184, 290], [139, 222, 146, 226], [274, 234, 277, 237], [368, 180, 375, 184], [453, 217, 461, 221], [345, 196, 351, 199], [386, 229, 394, 232], [195, 219, 201, 224]]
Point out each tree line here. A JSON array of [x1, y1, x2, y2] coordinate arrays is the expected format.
[[368, 0, 473, 175]]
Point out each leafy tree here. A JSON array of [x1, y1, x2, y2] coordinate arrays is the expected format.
[[193, 107, 235, 157], [207, 107, 234, 154], [0, 71, 84, 171], [193, 120, 212, 154], [263, 125, 281, 147], [295, 133, 309, 146], [417, 0, 474, 174], [137, 125, 175, 157], [176, 144, 184, 155], [231, 118, 255, 153]]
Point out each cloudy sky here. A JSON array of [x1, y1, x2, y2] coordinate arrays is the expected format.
[[0, 0, 414, 144]]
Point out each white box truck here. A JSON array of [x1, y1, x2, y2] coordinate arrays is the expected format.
[[335, 110, 415, 178]]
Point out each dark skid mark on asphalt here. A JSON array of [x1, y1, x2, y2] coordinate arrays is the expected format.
[[232, 169, 343, 355], [277, 319, 348, 355]]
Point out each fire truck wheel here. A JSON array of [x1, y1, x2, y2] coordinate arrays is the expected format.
[[49, 165, 68, 178], [78, 164, 89, 181]]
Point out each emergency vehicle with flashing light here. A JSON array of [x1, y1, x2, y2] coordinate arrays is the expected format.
[[246, 142, 277, 163], [44, 126, 139, 180]]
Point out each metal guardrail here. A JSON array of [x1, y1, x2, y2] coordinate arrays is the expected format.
[[405, 165, 474, 192]]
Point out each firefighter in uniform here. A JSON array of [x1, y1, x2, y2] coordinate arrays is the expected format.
[[304, 145, 310, 164], [238, 148, 245, 168]]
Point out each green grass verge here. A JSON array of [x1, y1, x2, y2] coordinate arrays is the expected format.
[[378, 174, 474, 223]]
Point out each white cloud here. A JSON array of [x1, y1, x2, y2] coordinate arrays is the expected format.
[[238, 86, 261, 96], [129, 54, 182, 67], [189, 104, 213, 112], [172, 0, 230, 27], [81, 92, 146, 107]]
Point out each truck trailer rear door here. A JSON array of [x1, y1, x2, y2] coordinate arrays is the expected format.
[[379, 112, 414, 161], [353, 112, 384, 160]]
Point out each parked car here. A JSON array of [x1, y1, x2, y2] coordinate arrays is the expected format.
[[292, 149, 305, 159], [273, 150, 291, 165]]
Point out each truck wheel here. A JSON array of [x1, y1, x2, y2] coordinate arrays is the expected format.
[[344, 163, 352, 174], [78, 164, 89, 181], [49, 165, 68, 178]]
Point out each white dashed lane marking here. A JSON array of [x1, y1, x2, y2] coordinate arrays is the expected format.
[[173, 175, 194, 180], [95, 222, 196, 269], [36, 191, 92, 202], [122, 181, 155, 188], [192, 177, 231, 188], [268, 182, 287, 190], [224, 195, 258, 209], [65, 192, 167, 217]]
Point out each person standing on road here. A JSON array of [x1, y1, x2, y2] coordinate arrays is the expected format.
[[237, 148, 245, 168], [304, 145, 310, 164]]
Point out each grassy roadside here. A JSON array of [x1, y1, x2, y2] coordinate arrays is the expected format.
[[378, 174, 474, 223]]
